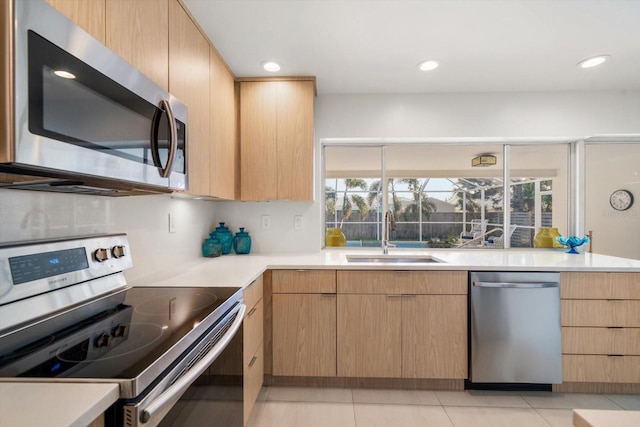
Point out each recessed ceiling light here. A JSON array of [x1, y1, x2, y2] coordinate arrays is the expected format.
[[417, 60, 439, 71], [262, 61, 281, 72], [577, 55, 610, 69], [53, 70, 76, 79]]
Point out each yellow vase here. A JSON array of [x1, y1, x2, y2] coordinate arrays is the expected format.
[[325, 227, 347, 247], [534, 227, 562, 248]]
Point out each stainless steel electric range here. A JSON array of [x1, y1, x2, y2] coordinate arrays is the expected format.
[[0, 234, 246, 427]]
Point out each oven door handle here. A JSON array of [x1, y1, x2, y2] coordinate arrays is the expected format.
[[140, 303, 246, 425]]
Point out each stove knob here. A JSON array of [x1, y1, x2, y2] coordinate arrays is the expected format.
[[94, 248, 109, 262], [111, 245, 126, 259], [94, 333, 112, 348], [111, 324, 127, 338]]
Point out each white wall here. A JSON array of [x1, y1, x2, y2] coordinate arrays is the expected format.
[[217, 90, 640, 255], [0, 190, 218, 281], [585, 144, 640, 259]]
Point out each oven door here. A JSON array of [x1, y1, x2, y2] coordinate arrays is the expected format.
[[13, 0, 187, 191], [115, 303, 246, 427]]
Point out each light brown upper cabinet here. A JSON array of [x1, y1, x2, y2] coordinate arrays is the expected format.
[[45, 0, 106, 43], [105, 0, 168, 90], [209, 48, 238, 200], [169, 0, 210, 197], [240, 79, 315, 201]]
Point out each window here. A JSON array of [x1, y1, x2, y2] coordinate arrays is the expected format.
[[323, 142, 570, 249]]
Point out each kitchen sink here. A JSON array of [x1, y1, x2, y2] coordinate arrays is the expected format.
[[346, 255, 445, 264]]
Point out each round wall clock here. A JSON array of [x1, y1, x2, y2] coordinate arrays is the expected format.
[[609, 189, 634, 211]]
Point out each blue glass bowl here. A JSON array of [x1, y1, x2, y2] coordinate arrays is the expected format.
[[556, 235, 590, 254]]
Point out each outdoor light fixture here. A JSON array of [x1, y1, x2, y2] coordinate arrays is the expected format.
[[472, 155, 497, 167]]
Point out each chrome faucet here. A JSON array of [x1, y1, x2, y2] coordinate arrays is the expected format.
[[383, 210, 396, 255]]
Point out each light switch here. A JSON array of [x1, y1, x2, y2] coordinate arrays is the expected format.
[[294, 215, 303, 230], [168, 213, 176, 233]]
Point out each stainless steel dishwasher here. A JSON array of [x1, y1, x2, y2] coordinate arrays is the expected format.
[[470, 271, 562, 385]]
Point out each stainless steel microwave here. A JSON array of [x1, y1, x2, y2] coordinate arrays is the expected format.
[[0, 0, 187, 195]]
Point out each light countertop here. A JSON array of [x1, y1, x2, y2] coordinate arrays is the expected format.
[[0, 382, 119, 427], [127, 248, 640, 289], [573, 409, 640, 427]]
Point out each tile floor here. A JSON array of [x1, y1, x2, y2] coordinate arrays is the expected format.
[[247, 386, 640, 427]]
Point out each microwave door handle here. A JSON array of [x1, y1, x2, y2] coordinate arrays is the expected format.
[[155, 99, 177, 178], [150, 108, 163, 169], [140, 303, 246, 425]]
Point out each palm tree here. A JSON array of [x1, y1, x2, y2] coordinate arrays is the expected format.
[[368, 179, 401, 216], [398, 178, 436, 221], [339, 179, 369, 228]]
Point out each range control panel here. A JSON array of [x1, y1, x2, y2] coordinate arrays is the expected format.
[[0, 234, 132, 306]]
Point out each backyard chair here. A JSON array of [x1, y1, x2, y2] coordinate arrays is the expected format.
[[460, 219, 488, 241]]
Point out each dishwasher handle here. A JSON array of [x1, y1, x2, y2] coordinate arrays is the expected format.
[[473, 281, 559, 289]]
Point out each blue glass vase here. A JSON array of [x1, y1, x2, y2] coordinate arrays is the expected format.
[[201, 237, 222, 258], [210, 222, 233, 255], [233, 227, 252, 254]]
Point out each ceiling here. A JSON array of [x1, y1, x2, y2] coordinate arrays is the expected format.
[[183, 0, 640, 95]]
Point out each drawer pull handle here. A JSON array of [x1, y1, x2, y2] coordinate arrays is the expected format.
[[247, 307, 257, 317], [387, 294, 403, 298], [607, 354, 624, 358], [321, 293, 336, 297], [249, 356, 258, 367], [607, 326, 624, 329], [294, 269, 309, 272]]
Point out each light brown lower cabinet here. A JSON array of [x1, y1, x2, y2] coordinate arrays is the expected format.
[[402, 295, 467, 379], [272, 293, 337, 377], [563, 355, 640, 383], [270, 270, 467, 382], [336, 271, 468, 380], [337, 294, 402, 378], [244, 343, 263, 424], [243, 276, 264, 425], [563, 327, 640, 355], [560, 272, 640, 386]]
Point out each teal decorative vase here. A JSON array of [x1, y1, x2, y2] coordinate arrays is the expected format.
[[211, 222, 233, 255], [233, 227, 252, 254], [201, 237, 222, 258]]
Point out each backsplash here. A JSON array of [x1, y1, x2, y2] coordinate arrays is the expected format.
[[0, 189, 217, 281]]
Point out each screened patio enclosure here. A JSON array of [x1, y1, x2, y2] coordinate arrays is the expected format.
[[323, 142, 570, 249]]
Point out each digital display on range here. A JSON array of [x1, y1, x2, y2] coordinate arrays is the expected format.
[[9, 248, 89, 285]]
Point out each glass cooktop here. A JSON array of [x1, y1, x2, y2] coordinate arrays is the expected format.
[[0, 286, 242, 380]]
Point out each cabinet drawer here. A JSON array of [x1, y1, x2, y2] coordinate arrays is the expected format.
[[272, 270, 336, 293], [244, 276, 264, 310], [244, 343, 264, 425], [563, 354, 640, 383], [562, 300, 640, 327], [562, 327, 640, 355], [244, 299, 264, 367], [561, 272, 640, 299], [337, 271, 467, 295]]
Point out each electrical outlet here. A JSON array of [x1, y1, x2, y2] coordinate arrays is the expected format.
[[294, 215, 303, 230], [168, 213, 176, 233], [261, 215, 271, 229]]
